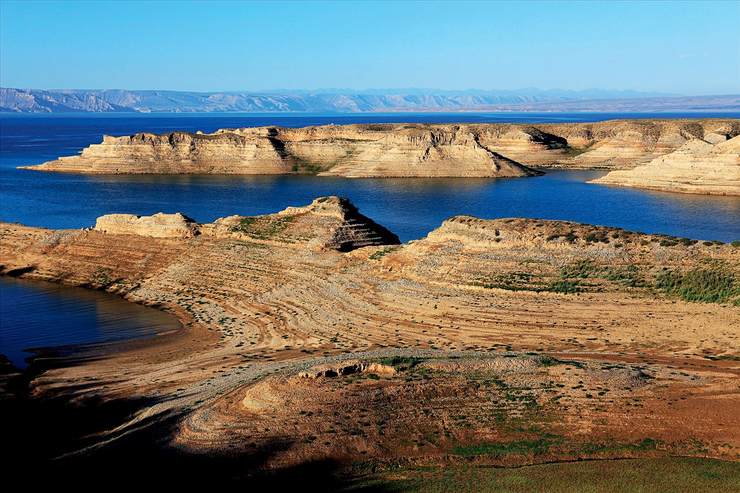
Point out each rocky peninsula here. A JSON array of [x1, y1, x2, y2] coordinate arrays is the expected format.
[[591, 135, 740, 195], [20, 119, 740, 177], [1, 197, 738, 482]]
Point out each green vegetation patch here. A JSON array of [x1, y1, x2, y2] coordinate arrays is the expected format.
[[547, 279, 583, 294], [452, 436, 561, 458], [377, 356, 425, 371], [584, 231, 610, 244], [703, 354, 740, 361], [89, 267, 112, 287], [546, 231, 579, 243], [560, 260, 646, 288], [230, 215, 296, 240], [579, 437, 660, 455], [655, 262, 739, 304], [604, 264, 646, 287], [475, 271, 542, 291], [475, 271, 585, 294], [476, 258, 652, 296], [291, 161, 324, 174], [348, 458, 740, 493], [560, 259, 602, 279], [369, 246, 399, 260]]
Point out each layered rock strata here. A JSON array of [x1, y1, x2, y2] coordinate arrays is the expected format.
[[21, 119, 739, 176], [1, 198, 738, 469], [94, 212, 199, 238], [91, 197, 399, 252], [590, 135, 740, 195]]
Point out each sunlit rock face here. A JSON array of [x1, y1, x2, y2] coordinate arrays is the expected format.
[[94, 212, 199, 238], [591, 135, 740, 195], [24, 120, 738, 177]]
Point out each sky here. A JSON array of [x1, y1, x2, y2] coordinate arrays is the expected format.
[[1, 0, 738, 95]]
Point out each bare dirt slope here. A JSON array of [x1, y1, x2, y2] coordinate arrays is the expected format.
[[0, 197, 738, 472]]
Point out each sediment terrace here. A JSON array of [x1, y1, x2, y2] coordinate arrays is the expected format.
[[592, 135, 740, 195], [1, 197, 738, 473], [21, 119, 740, 177]]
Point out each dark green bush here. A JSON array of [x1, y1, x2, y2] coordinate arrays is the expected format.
[[655, 265, 738, 303], [548, 280, 582, 294]]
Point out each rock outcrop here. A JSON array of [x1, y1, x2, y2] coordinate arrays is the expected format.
[[22, 125, 541, 178], [2, 199, 739, 471], [94, 212, 199, 238], [93, 197, 399, 252], [21, 120, 738, 176], [590, 136, 740, 195], [210, 196, 400, 251], [536, 119, 740, 168]]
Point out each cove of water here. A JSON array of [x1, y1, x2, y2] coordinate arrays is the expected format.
[[0, 276, 180, 368], [1, 112, 738, 367]]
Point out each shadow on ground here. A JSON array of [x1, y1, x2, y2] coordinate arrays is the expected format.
[[1, 357, 394, 491]]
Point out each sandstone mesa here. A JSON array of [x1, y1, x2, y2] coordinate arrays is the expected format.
[[20, 119, 740, 181], [590, 135, 740, 196]]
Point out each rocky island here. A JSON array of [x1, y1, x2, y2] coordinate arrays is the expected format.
[[591, 135, 740, 195], [20, 119, 740, 178], [1, 197, 738, 485]]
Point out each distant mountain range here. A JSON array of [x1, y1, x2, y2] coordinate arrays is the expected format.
[[1, 87, 738, 113]]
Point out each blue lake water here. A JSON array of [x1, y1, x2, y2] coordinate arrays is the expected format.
[[1, 112, 739, 368], [0, 276, 180, 368]]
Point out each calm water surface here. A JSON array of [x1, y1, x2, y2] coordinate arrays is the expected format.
[[1, 112, 738, 367], [0, 276, 180, 368]]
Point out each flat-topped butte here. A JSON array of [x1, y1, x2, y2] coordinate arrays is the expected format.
[[591, 135, 740, 195], [20, 119, 740, 180]]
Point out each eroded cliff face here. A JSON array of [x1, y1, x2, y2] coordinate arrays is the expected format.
[[95, 212, 199, 238], [91, 197, 399, 252], [591, 135, 740, 195], [22, 119, 739, 177]]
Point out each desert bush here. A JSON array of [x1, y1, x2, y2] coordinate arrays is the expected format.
[[547, 280, 582, 294], [655, 264, 738, 304]]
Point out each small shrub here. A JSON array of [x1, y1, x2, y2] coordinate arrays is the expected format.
[[548, 280, 582, 294], [605, 265, 646, 287], [369, 246, 399, 260], [546, 231, 578, 243], [452, 437, 560, 457], [90, 267, 112, 287], [378, 356, 424, 370], [584, 231, 609, 244], [538, 355, 560, 367], [560, 259, 601, 279], [477, 271, 537, 291], [655, 264, 738, 303]]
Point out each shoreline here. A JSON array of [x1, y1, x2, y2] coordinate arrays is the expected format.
[[22, 119, 739, 181], [1, 201, 738, 476]]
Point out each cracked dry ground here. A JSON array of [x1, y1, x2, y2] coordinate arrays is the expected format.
[[0, 200, 738, 476]]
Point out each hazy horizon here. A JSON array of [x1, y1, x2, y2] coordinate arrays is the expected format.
[[0, 87, 695, 96], [1, 0, 738, 95]]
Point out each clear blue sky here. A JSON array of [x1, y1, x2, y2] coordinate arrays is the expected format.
[[1, 0, 738, 94]]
